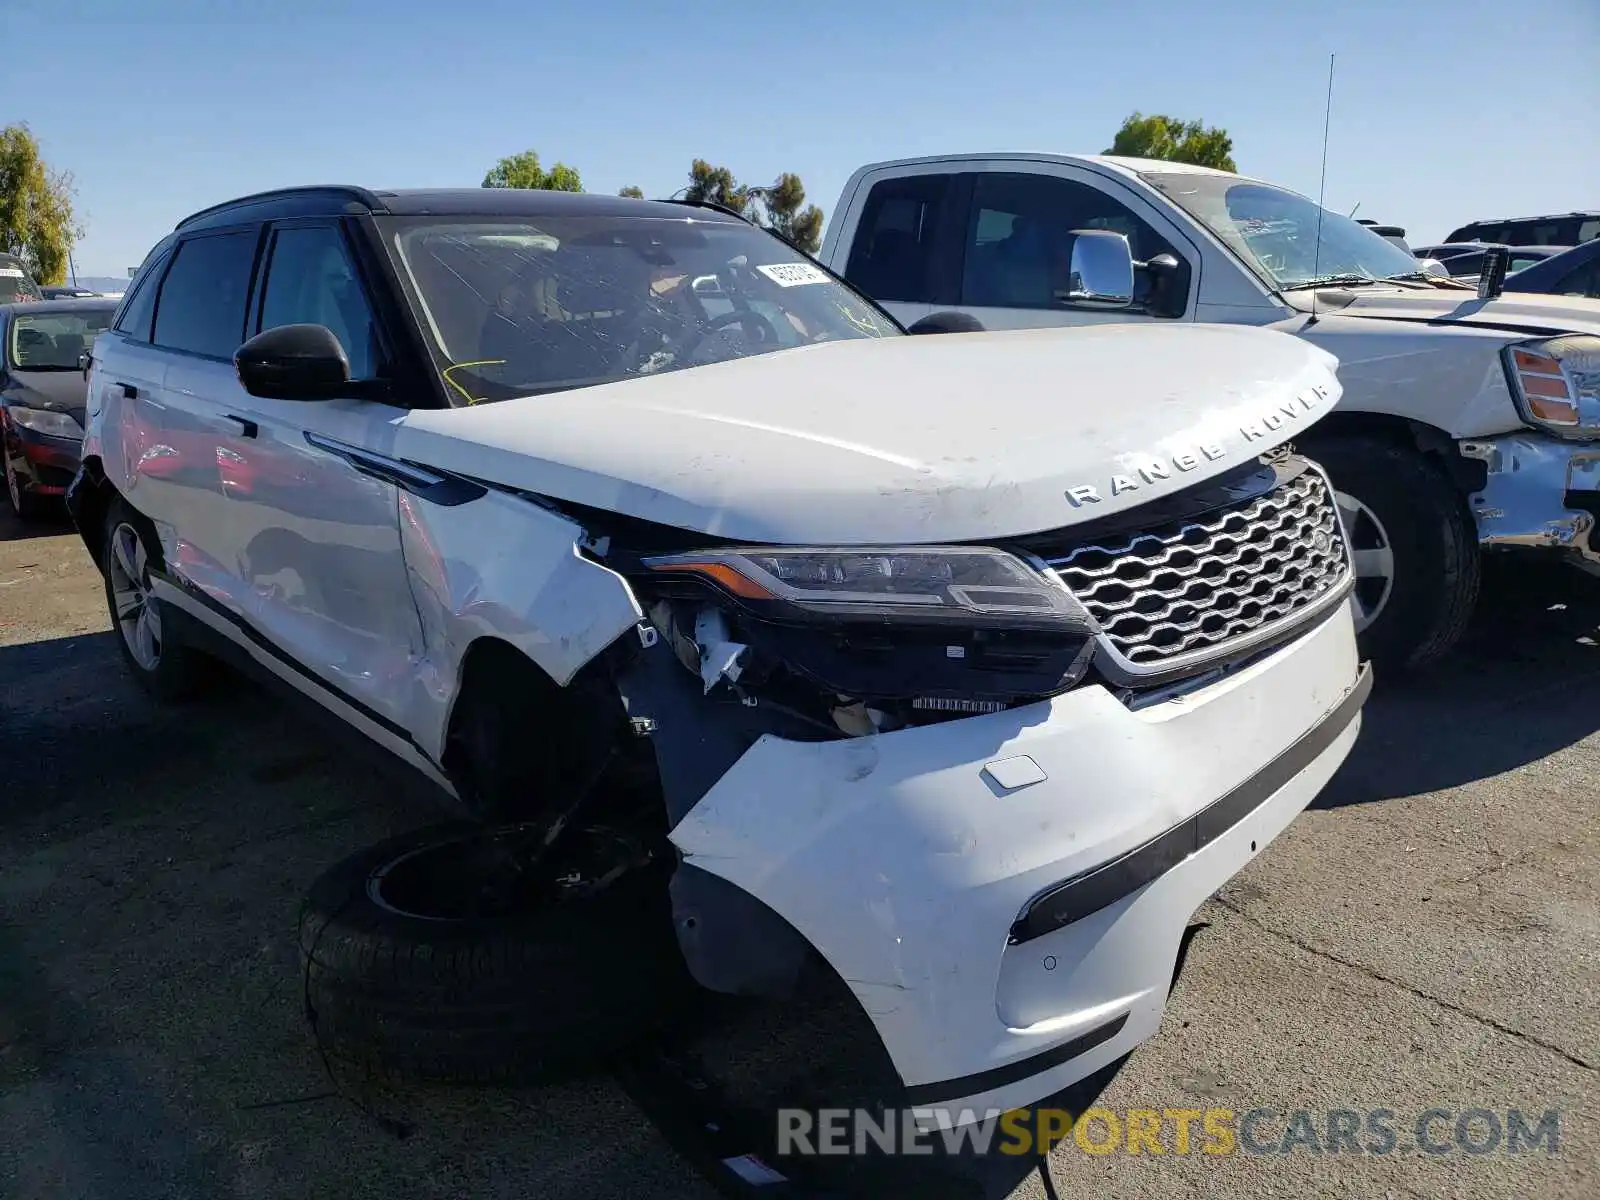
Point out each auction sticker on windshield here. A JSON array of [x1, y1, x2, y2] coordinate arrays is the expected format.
[[756, 262, 831, 287], [0, 268, 24, 277]]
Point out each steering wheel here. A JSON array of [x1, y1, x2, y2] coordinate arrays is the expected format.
[[677, 309, 780, 360]]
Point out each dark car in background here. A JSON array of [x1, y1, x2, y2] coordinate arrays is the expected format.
[[1411, 243, 1569, 279], [1503, 238, 1600, 300], [1, 298, 117, 520], [1443, 212, 1600, 247], [41, 285, 103, 299], [1, 253, 44, 305]]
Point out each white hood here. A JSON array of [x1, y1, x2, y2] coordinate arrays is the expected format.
[[394, 323, 1341, 544], [1289, 286, 1600, 338]]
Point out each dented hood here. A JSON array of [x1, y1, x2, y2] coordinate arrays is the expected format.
[[394, 323, 1341, 544], [1289, 286, 1600, 338]]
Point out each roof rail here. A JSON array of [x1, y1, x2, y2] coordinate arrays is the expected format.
[[660, 198, 754, 223], [175, 185, 385, 231]]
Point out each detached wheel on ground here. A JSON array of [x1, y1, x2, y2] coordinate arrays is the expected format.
[[100, 497, 213, 700], [1306, 436, 1481, 673], [298, 821, 695, 1086]]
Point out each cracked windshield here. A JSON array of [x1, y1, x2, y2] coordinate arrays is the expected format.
[[388, 216, 900, 404]]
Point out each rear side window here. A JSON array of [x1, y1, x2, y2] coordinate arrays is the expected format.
[[843, 175, 953, 303], [152, 231, 259, 359], [113, 250, 171, 341], [1579, 219, 1600, 244]]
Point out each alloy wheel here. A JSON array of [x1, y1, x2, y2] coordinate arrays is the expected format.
[[1334, 490, 1395, 635], [107, 522, 163, 671], [4, 454, 20, 515]]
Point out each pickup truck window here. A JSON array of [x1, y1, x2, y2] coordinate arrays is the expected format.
[[961, 173, 1177, 309], [843, 175, 953, 303], [1146, 171, 1417, 290], [387, 215, 899, 404]]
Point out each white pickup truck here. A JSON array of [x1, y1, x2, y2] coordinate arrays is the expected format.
[[818, 156, 1600, 671]]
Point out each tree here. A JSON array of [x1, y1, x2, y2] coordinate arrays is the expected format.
[[618, 185, 644, 199], [481, 150, 583, 192], [680, 160, 824, 255], [0, 124, 80, 285], [748, 172, 824, 256], [682, 159, 749, 215], [1104, 113, 1237, 172]]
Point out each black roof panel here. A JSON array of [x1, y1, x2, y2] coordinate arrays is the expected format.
[[176, 186, 745, 232]]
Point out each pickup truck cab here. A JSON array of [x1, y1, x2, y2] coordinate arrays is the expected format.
[[820, 155, 1600, 670], [72, 185, 1366, 1121]]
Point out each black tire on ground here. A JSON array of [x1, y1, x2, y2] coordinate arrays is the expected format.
[[298, 823, 695, 1086], [100, 497, 213, 701], [5, 451, 49, 521], [1306, 435, 1481, 673]]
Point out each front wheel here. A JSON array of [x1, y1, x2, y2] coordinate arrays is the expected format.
[[298, 822, 694, 1085], [1308, 437, 1481, 673]]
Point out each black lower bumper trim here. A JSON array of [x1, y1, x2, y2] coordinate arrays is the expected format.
[[902, 1013, 1130, 1106], [1010, 661, 1372, 946]]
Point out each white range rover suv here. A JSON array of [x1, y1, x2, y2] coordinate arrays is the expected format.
[[70, 187, 1369, 1121]]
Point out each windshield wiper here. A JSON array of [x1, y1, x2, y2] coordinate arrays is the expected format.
[[1386, 270, 1475, 289], [1281, 273, 1386, 291]]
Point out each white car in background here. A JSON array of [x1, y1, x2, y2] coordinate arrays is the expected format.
[[820, 155, 1600, 672]]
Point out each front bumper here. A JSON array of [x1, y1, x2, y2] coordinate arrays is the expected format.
[[4, 426, 82, 495], [1463, 432, 1600, 565], [669, 606, 1366, 1121]]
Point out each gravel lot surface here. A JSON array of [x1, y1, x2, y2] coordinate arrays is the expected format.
[[2, 505, 1595, 1199]]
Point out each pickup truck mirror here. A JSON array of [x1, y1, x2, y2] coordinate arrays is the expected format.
[[907, 311, 986, 335], [1477, 246, 1511, 300], [1057, 230, 1135, 310]]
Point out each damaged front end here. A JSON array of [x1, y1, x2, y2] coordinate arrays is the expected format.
[[601, 542, 1099, 998]]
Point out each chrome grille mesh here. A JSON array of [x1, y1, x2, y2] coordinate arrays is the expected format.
[[1047, 469, 1349, 665]]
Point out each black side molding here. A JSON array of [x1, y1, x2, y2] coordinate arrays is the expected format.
[[1010, 662, 1373, 946], [148, 566, 434, 761], [902, 1013, 1130, 1106]]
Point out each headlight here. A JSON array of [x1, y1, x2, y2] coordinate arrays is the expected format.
[[1503, 335, 1600, 439], [641, 546, 1092, 633], [8, 407, 84, 438]]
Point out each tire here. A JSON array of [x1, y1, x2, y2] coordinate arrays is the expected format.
[[4, 450, 48, 522], [298, 822, 695, 1086], [1306, 436, 1481, 673], [101, 498, 213, 700]]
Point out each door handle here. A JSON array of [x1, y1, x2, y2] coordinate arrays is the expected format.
[[115, 382, 137, 399], [223, 414, 259, 438]]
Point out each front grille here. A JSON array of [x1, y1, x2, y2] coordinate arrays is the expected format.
[[1046, 468, 1349, 666]]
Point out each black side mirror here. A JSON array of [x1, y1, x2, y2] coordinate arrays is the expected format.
[[907, 311, 986, 335], [1477, 247, 1511, 300], [235, 324, 355, 401]]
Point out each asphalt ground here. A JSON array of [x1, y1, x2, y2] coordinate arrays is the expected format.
[[1, 502, 1596, 1199]]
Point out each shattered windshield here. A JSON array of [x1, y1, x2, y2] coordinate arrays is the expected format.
[[1144, 172, 1420, 289], [385, 215, 901, 404]]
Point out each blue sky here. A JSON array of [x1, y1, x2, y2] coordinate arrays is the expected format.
[[7, 0, 1597, 277]]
